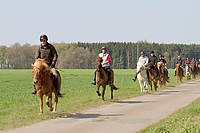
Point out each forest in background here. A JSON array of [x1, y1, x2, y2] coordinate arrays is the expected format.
[[0, 40, 199, 69]]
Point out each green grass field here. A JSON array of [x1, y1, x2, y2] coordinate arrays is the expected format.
[[0, 69, 198, 131]]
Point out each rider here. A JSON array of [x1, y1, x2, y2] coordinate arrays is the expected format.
[[174, 55, 184, 77], [91, 46, 112, 85], [32, 34, 62, 96], [132, 51, 151, 83], [159, 55, 170, 82], [148, 51, 161, 81], [185, 58, 192, 72]]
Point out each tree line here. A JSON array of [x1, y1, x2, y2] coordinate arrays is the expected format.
[[0, 41, 199, 69]]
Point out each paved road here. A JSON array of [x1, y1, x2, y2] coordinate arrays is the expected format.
[[4, 80, 200, 133]]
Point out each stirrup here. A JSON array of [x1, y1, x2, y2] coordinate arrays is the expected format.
[[56, 90, 62, 96], [31, 89, 37, 95], [91, 81, 96, 85]]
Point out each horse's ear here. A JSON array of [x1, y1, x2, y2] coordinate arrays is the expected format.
[[31, 64, 34, 68]]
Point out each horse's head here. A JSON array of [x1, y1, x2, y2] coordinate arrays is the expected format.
[[31, 59, 50, 85], [96, 57, 103, 72], [147, 62, 156, 70], [157, 62, 163, 69], [137, 62, 145, 70]]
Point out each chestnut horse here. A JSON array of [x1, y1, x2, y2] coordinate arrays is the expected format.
[[147, 62, 158, 91], [157, 62, 166, 87], [95, 57, 118, 100], [176, 63, 183, 82], [31, 58, 61, 114]]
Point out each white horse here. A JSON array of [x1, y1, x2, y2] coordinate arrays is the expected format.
[[137, 62, 148, 92], [186, 65, 192, 80]]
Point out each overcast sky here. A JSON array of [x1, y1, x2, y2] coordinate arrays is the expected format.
[[0, 0, 200, 46]]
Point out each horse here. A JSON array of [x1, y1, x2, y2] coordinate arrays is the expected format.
[[147, 62, 158, 91], [31, 58, 61, 114], [157, 62, 166, 87], [185, 65, 192, 80], [176, 63, 183, 82], [136, 62, 149, 93], [191, 62, 197, 78], [95, 57, 118, 100]]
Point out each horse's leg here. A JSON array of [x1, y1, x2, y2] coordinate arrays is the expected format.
[[38, 94, 43, 114], [139, 80, 143, 92], [154, 81, 157, 91], [145, 81, 148, 92], [96, 85, 101, 96], [149, 81, 152, 91], [46, 92, 53, 111], [101, 85, 106, 101], [110, 85, 113, 99], [53, 93, 58, 113]]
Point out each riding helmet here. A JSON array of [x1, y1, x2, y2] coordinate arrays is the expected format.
[[40, 34, 48, 41], [141, 51, 145, 54], [151, 51, 154, 54], [101, 46, 107, 50]]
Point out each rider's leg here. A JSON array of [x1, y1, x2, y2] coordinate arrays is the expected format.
[[91, 71, 97, 85], [51, 68, 62, 96], [132, 70, 141, 82], [31, 85, 37, 95], [106, 68, 112, 85], [146, 69, 151, 83]]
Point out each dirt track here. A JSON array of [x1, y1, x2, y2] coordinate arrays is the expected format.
[[3, 80, 200, 133]]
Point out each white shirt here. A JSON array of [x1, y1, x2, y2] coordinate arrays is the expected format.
[[138, 56, 148, 66], [98, 53, 111, 67]]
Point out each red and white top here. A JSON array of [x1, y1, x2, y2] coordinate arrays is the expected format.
[[98, 53, 111, 67]]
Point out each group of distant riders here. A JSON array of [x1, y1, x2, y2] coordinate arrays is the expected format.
[[131, 51, 199, 84]]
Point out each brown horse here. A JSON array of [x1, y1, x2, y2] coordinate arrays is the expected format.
[[157, 62, 166, 87], [176, 63, 183, 82], [31, 58, 61, 114], [95, 57, 118, 100], [147, 62, 158, 91]]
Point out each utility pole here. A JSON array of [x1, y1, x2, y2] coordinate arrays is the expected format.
[[127, 51, 130, 69]]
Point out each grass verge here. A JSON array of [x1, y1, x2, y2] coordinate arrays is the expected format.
[[0, 69, 197, 131]]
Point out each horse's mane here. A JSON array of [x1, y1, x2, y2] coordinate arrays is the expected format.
[[137, 61, 145, 70], [148, 62, 156, 70], [96, 57, 103, 69], [34, 58, 51, 74]]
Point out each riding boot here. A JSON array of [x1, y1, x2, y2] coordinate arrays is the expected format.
[[132, 71, 140, 82], [31, 85, 37, 95], [164, 69, 170, 82], [146, 69, 151, 83], [108, 73, 113, 85], [174, 70, 176, 76], [54, 77, 62, 97], [91, 71, 96, 85]]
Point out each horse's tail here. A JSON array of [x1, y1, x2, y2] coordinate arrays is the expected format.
[[110, 84, 119, 90]]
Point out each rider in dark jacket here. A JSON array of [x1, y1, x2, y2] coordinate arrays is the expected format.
[[148, 51, 161, 81], [174, 56, 184, 77], [32, 34, 62, 96], [158, 55, 170, 82]]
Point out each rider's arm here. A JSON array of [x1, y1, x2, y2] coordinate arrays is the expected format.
[[35, 46, 40, 61]]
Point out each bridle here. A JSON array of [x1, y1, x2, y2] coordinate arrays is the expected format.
[[33, 67, 44, 83]]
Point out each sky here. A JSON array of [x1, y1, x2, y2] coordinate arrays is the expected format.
[[0, 0, 200, 46]]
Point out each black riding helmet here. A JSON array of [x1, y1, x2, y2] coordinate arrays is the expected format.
[[101, 46, 107, 50], [40, 34, 48, 41]]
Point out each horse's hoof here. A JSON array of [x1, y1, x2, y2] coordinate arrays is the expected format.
[[52, 111, 58, 114], [50, 107, 53, 111]]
